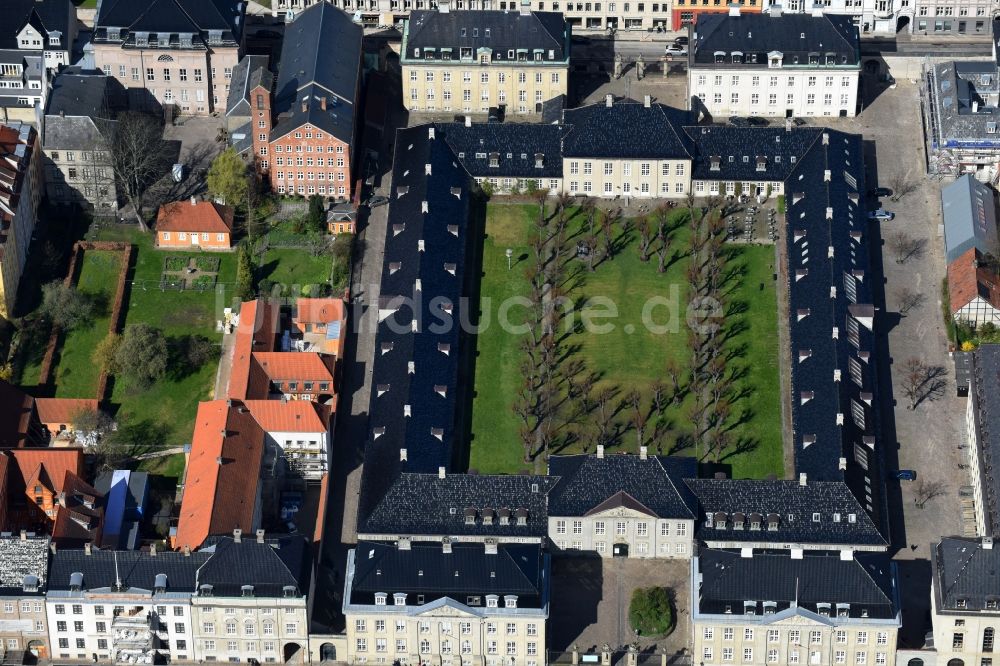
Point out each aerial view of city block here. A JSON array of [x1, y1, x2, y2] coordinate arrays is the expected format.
[[2, 0, 1000, 664]]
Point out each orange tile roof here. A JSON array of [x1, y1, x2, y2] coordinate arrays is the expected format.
[[34, 399, 99, 429], [174, 401, 265, 550], [156, 200, 234, 234], [948, 247, 1000, 312], [243, 400, 330, 433], [296, 298, 346, 325], [10, 447, 84, 496], [254, 352, 335, 383], [228, 300, 279, 400]]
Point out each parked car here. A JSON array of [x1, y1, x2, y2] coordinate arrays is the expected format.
[[892, 470, 917, 481], [673, 35, 689, 46], [729, 116, 751, 127], [868, 187, 893, 198], [366, 195, 389, 208], [868, 208, 894, 221], [665, 44, 687, 55], [746, 117, 769, 127]]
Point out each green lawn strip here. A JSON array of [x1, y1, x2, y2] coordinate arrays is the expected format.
[[137, 452, 187, 480], [468, 202, 783, 478], [95, 226, 232, 445], [258, 247, 332, 293], [52, 250, 120, 398]]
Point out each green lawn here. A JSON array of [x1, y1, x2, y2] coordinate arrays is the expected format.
[[51, 250, 122, 398], [95, 225, 236, 446], [137, 452, 187, 480], [258, 248, 332, 295], [468, 202, 783, 479]]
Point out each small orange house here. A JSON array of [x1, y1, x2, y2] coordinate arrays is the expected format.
[[155, 199, 235, 251]]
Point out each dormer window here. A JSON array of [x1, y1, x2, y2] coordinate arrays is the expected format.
[[200, 584, 214, 597], [489, 153, 500, 168], [486, 595, 499, 608], [241, 585, 254, 597], [375, 593, 388, 605], [826, 54, 836, 65], [958, 599, 968, 609], [464, 508, 477, 525], [135, 32, 149, 46], [817, 603, 831, 616], [731, 51, 743, 63], [714, 50, 725, 63], [812, 512, 821, 522], [505, 596, 517, 608], [764, 602, 776, 615], [208, 30, 223, 45], [282, 585, 297, 598], [394, 593, 407, 606], [158, 33, 170, 47], [809, 53, 819, 65], [744, 601, 756, 615]]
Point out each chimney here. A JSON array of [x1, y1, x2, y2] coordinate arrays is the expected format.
[[785, 118, 792, 132], [301, 100, 308, 113], [605, 93, 613, 108], [438, 466, 446, 479], [59, 109, 64, 117], [400, 448, 408, 462], [84, 542, 91, 555], [643, 95, 651, 108], [728, 3, 741, 15], [442, 538, 452, 554], [183, 546, 191, 556], [190, 196, 196, 205], [428, 126, 435, 140], [216, 456, 224, 465], [639, 445, 648, 460], [256, 529, 265, 543], [596, 444, 605, 459], [49, 542, 57, 554], [985, 537, 995, 550], [233, 528, 242, 543], [320, 96, 327, 111], [398, 537, 411, 550], [150, 543, 157, 557], [484, 538, 498, 555], [19, 530, 26, 541], [798, 472, 807, 486], [464, 115, 472, 127], [770, 3, 782, 16], [438, 0, 451, 11], [974, 101, 980, 113], [519, 0, 531, 15]]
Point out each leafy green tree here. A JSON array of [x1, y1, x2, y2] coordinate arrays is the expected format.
[[112, 324, 168, 390], [40, 281, 94, 330], [307, 195, 327, 234], [206, 148, 249, 207], [236, 244, 256, 301], [92, 332, 121, 374], [629, 587, 675, 637]]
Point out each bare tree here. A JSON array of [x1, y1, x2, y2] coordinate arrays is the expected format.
[[888, 231, 927, 265], [888, 172, 920, 202], [914, 478, 947, 508], [895, 287, 927, 316], [636, 217, 653, 262], [107, 112, 171, 231], [901, 357, 932, 410]]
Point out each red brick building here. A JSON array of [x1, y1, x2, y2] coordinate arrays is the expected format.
[[247, 2, 363, 200]]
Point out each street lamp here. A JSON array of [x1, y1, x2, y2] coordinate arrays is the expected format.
[[506, 248, 513, 270]]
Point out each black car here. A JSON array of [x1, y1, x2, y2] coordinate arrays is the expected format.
[[868, 187, 893, 198], [673, 35, 689, 46], [729, 116, 750, 127], [747, 117, 769, 127], [366, 195, 389, 208]]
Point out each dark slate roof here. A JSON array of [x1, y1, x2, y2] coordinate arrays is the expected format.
[[96, 0, 243, 46], [933, 536, 1000, 612], [359, 125, 472, 523], [684, 125, 822, 181], [360, 472, 557, 538], [698, 548, 898, 619], [561, 99, 695, 159], [438, 121, 563, 179], [687, 479, 887, 547], [48, 549, 211, 593], [402, 9, 569, 63], [941, 174, 999, 264], [968, 345, 1000, 536], [350, 541, 545, 602], [46, 69, 125, 119], [691, 13, 860, 67], [197, 534, 310, 598], [226, 55, 272, 118], [270, 1, 361, 145], [927, 61, 1000, 149], [546, 453, 697, 519], [0, 0, 73, 49]]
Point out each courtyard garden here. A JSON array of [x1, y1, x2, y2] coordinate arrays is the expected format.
[[468, 201, 784, 479]]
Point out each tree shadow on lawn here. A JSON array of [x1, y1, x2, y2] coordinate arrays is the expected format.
[[256, 259, 280, 283], [165, 333, 216, 381]]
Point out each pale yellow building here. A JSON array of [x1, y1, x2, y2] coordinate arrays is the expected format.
[[343, 541, 549, 666], [400, 2, 570, 116], [693, 549, 900, 666], [932, 537, 1000, 666]]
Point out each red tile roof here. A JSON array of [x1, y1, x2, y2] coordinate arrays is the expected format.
[[174, 400, 265, 550], [948, 247, 1000, 312], [253, 352, 335, 383], [296, 298, 346, 325], [243, 400, 330, 433], [228, 300, 279, 400], [34, 399, 99, 429], [0, 380, 37, 448], [11, 448, 84, 497], [156, 200, 234, 233], [51, 472, 104, 547]]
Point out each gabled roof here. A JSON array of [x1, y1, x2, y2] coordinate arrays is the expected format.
[[683, 125, 822, 181], [351, 541, 545, 599], [948, 247, 1000, 313], [403, 10, 569, 62], [253, 351, 334, 382], [197, 534, 310, 597], [243, 399, 329, 433], [360, 472, 557, 538], [546, 453, 697, 519], [439, 121, 563, 179], [561, 99, 695, 159], [271, 1, 362, 145], [933, 536, 1000, 611], [174, 400, 265, 550], [697, 548, 898, 620], [0, 0, 73, 50], [34, 398, 99, 428], [966, 345, 1000, 536], [51, 472, 104, 547], [228, 299, 280, 400], [226, 55, 272, 118], [942, 174, 999, 264], [156, 200, 234, 233], [0, 380, 37, 448], [687, 479, 887, 547], [295, 298, 346, 326], [7, 447, 84, 497], [48, 548, 211, 592], [96, 0, 242, 44], [691, 13, 860, 67]]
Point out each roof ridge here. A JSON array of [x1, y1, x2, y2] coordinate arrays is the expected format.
[[850, 555, 893, 605], [941, 539, 982, 602], [498, 546, 539, 592]]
